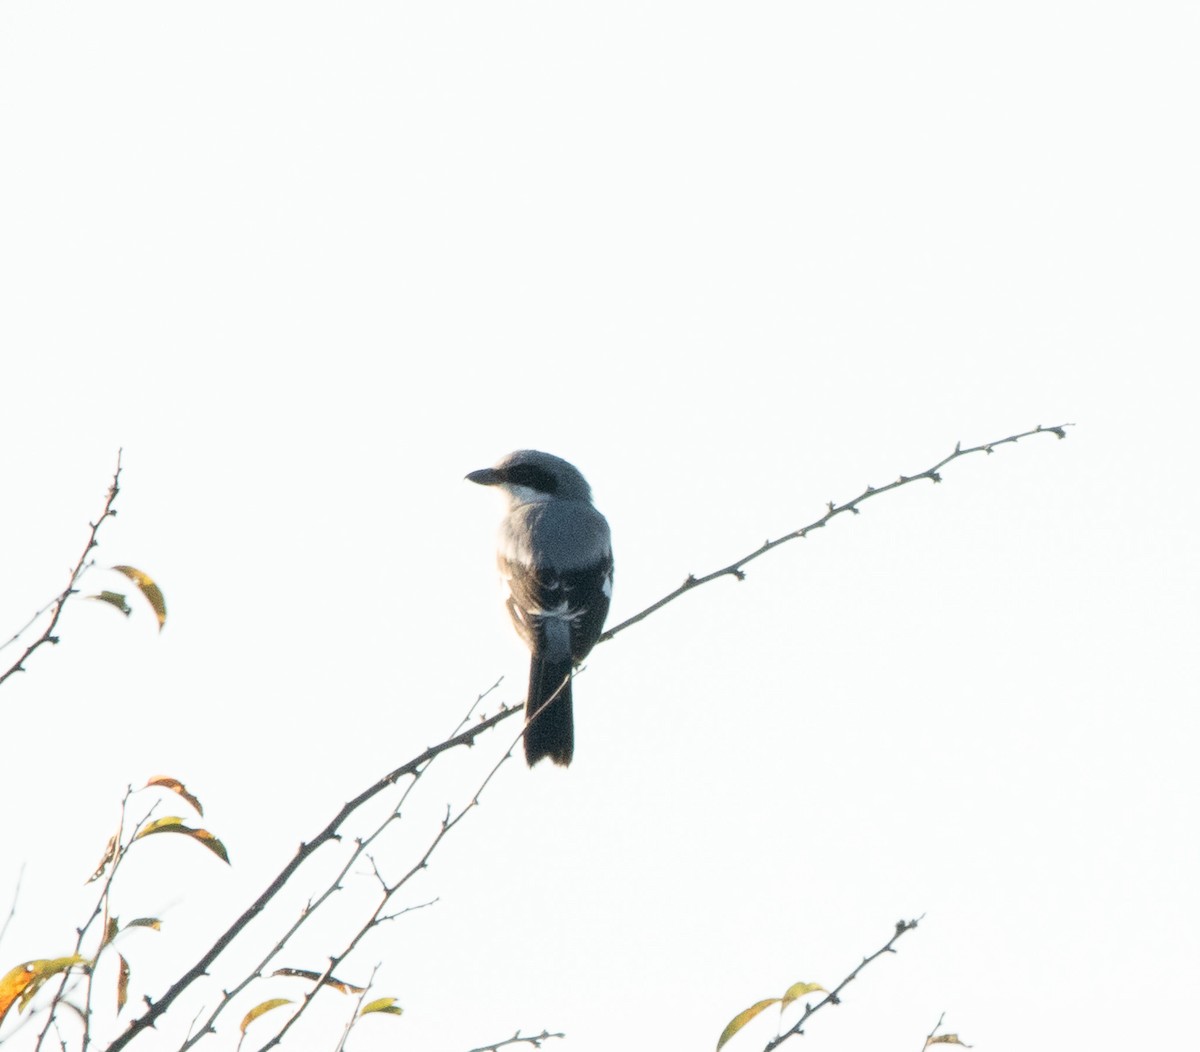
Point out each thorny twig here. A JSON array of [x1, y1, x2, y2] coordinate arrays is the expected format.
[[251, 721, 523, 1052], [0, 865, 23, 953], [923, 1012, 946, 1050], [763, 918, 923, 1051], [104, 698, 524, 1052], [96, 423, 1066, 1050], [922, 1012, 971, 1049], [602, 423, 1072, 641], [172, 682, 569, 1050], [0, 452, 123, 688], [32, 789, 137, 1052], [174, 687, 503, 1051], [331, 963, 381, 1052], [465, 1030, 566, 1052]]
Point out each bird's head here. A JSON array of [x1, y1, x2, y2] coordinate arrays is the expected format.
[[466, 449, 594, 506]]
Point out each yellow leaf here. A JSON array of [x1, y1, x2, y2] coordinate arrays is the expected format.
[[126, 917, 162, 931], [88, 591, 131, 616], [359, 996, 403, 1017], [145, 776, 204, 817], [117, 955, 130, 1013], [0, 964, 36, 1028], [928, 1035, 972, 1047], [239, 998, 293, 1033], [0, 957, 90, 1026], [112, 566, 167, 630], [780, 981, 826, 1011], [134, 817, 230, 864], [101, 917, 119, 948], [716, 999, 780, 1051], [270, 967, 366, 994]]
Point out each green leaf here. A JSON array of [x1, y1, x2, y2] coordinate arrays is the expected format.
[[134, 816, 230, 864], [716, 999, 780, 1051], [239, 998, 293, 1032], [88, 591, 131, 617], [112, 566, 167, 630], [359, 996, 403, 1017], [780, 981, 826, 1011]]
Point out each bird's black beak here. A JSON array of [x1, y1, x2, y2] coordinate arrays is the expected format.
[[466, 467, 502, 486]]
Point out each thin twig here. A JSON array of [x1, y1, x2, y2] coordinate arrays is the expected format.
[[33, 789, 136, 1052], [465, 1030, 566, 1052], [104, 700, 525, 1052], [921, 1012, 971, 1049], [331, 962, 381, 1052], [922, 1012, 946, 1050], [1, 451, 123, 688], [763, 917, 923, 1051], [0, 863, 23, 952], [252, 724, 523, 1052], [450, 677, 505, 739], [602, 424, 1072, 642], [174, 687, 500, 1051], [104, 424, 1067, 1051]]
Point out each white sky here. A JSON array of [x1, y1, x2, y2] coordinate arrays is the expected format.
[[1, 3, 1197, 1051]]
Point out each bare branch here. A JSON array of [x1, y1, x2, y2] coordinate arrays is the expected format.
[[465, 1030, 566, 1052], [331, 962, 381, 1052], [33, 788, 136, 1052], [1, 451, 123, 689], [922, 1012, 946, 1050], [921, 1012, 971, 1049], [172, 685, 504, 1051], [602, 423, 1072, 641], [99, 423, 1065, 1050], [0, 863, 23, 953], [108, 697, 526, 1052], [763, 917, 922, 1051], [251, 722, 522, 1051]]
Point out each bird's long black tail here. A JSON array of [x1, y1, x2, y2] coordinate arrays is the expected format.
[[524, 656, 574, 767]]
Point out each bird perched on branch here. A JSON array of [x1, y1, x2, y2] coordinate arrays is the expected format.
[[467, 450, 613, 767]]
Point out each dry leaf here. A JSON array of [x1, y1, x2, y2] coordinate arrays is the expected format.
[[145, 776, 203, 817]]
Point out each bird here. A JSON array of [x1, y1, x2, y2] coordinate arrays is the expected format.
[[467, 450, 613, 767]]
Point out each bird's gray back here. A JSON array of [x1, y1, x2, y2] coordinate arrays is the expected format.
[[500, 499, 611, 571]]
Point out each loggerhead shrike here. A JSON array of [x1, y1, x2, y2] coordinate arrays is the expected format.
[[467, 450, 613, 767]]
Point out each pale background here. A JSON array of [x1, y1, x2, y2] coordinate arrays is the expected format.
[[1, 3, 1197, 1051]]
